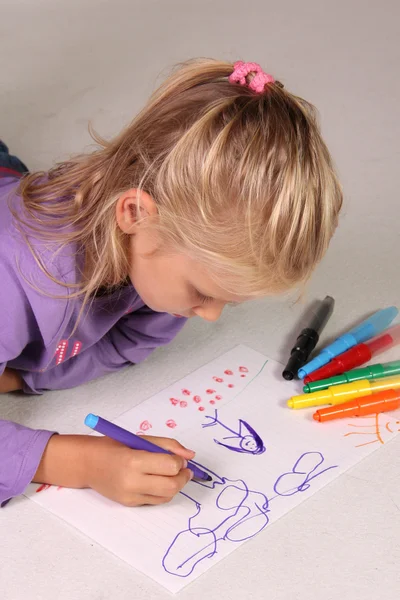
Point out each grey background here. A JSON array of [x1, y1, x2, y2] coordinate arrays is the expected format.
[[1, 1, 399, 599]]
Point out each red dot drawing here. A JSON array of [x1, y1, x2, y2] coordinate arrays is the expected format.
[[36, 484, 62, 493], [228, 384, 234, 388], [198, 406, 205, 412], [170, 397, 179, 406], [182, 389, 191, 396], [241, 374, 246, 378], [36, 484, 52, 493], [239, 366, 249, 373], [206, 389, 216, 394], [166, 419, 177, 429], [139, 420, 152, 432], [215, 395, 222, 400], [193, 395, 202, 403], [210, 400, 216, 405], [224, 369, 234, 375], [212, 376, 224, 383], [180, 400, 188, 408]]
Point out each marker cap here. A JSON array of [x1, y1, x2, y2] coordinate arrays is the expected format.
[[84, 413, 99, 429]]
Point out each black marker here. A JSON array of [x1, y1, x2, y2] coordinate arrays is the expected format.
[[282, 296, 335, 381]]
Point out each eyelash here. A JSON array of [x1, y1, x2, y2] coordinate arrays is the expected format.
[[196, 291, 213, 305]]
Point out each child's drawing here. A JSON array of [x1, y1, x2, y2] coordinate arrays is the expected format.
[[162, 464, 269, 577], [344, 414, 400, 448], [273, 451, 337, 496], [162, 452, 337, 577], [36, 484, 63, 493], [29, 345, 399, 594], [202, 409, 266, 455]]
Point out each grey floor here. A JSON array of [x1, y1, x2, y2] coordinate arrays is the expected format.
[[1, 1, 399, 599]]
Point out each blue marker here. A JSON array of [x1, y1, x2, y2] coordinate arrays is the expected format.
[[298, 306, 398, 379]]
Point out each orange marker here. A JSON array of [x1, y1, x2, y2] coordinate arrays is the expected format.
[[313, 389, 400, 422]]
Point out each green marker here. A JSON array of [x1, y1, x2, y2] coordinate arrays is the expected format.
[[303, 360, 400, 393]]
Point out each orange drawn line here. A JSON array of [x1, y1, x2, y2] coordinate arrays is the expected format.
[[385, 421, 393, 433], [355, 439, 380, 448], [356, 416, 377, 420], [344, 431, 375, 437], [347, 423, 379, 429], [344, 413, 386, 448], [374, 413, 384, 445]]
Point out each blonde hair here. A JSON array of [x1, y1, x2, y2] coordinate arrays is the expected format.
[[16, 58, 342, 305]]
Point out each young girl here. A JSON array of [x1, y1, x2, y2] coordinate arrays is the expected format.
[[0, 59, 342, 508]]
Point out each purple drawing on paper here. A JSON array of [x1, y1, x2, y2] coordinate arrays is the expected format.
[[162, 464, 269, 577], [162, 452, 337, 577], [273, 451, 336, 496], [202, 409, 266, 455]]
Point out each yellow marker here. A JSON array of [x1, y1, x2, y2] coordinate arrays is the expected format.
[[287, 375, 400, 409]]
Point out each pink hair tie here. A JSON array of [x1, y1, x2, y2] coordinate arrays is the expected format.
[[229, 61, 275, 93]]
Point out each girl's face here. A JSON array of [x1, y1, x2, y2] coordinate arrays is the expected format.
[[116, 189, 250, 321], [128, 234, 247, 321]]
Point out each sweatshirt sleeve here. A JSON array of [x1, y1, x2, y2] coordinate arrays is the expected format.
[[0, 257, 37, 377], [22, 307, 187, 393], [0, 259, 56, 506], [0, 421, 56, 506]]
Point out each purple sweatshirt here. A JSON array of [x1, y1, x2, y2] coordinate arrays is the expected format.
[[0, 177, 186, 505]]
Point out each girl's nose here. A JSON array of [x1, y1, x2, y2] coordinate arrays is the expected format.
[[193, 302, 225, 322]]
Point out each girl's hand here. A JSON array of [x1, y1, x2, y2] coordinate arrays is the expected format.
[[34, 434, 195, 507], [0, 368, 22, 393], [86, 435, 195, 506]]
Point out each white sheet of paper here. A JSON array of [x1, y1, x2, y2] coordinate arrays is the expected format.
[[25, 345, 400, 593]]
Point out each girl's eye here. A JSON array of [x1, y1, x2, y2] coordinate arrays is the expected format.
[[196, 290, 213, 305]]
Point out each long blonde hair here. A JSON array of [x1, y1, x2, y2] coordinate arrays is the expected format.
[[16, 58, 342, 305]]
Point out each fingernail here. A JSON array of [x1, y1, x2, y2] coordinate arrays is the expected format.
[[189, 470, 194, 479], [183, 459, 188, 468]]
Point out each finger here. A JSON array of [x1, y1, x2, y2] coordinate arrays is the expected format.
[[138, 495, 172, 506], [157, 468, 194, 498], [137, 470, 193, 497], [123, 495, 172, 507], [167, 468, 194, 496], [141, 435, 195, 460], [133, 450, 188, 476]]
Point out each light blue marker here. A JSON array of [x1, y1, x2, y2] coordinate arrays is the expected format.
[[298, 306, 398, 379]]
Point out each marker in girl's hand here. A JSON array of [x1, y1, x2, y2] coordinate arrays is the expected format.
[[84, 414, 212, 481]]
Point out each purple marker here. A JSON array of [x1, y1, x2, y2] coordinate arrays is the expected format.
[[84, 414, 212, 481]]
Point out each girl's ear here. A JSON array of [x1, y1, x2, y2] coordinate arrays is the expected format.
[[115, 189, 158, 234]]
